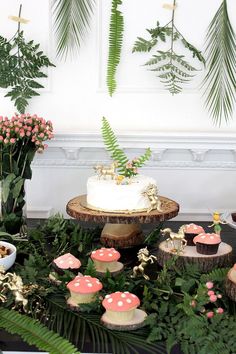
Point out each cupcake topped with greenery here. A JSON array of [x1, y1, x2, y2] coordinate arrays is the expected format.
[[101, 117, 151, 178]]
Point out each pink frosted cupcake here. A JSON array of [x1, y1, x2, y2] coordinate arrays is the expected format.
[[193, 233, 221, 255], [52, 253, 81, 275], [91, 247, 123, 274], [67, 275, 103, 307], [184, 223, 205, 246]]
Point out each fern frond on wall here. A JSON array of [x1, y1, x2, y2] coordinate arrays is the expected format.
[[52, 0, 95, 58], [133, 1, 205, 94], [202, 0, 236, 126], [106, 0, 124, 96]]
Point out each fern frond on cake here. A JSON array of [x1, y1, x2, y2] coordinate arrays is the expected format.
[[106, 0, 124, 96], [0, 308, 80, 354], [202, 0, 236, 125], [132, 4, 205, 94], [101, 117, 151, 178]]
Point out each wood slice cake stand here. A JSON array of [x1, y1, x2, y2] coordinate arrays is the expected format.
[[157, 241, 233, 272], [225, 266, 236, 301], [66, 195, 179, 249], [101, 309, 147, 331]]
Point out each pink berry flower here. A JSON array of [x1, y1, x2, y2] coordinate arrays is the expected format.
[[209, 294, 217, 302], [207, 290, 215, 296], [207, 311, 214, 318], [216, 308, 224, 314], [206, 281, 214, 289]]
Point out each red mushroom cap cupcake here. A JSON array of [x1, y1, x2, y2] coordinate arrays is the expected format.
[[67, 275, 103, 294], [193, 233, 221, 255], [67, 275, 103, 306], [102, 291, 140, 324], [53, 253, 81, 270], [184, 223, 205, 246], [91, 248, 120, 262]]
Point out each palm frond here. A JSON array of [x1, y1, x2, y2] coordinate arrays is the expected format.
[[52, 0, 95, 58], [106, 0, 124, 96], [202, 0, 236, 125], [45, 295, 165, 354], [0, 308, 79, 354]]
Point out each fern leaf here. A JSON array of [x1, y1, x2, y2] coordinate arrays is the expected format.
[[106, 0, 124, 96], [132, 37, 157, 53], [0, 308, 80, 354]]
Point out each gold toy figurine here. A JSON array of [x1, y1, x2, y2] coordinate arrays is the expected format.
[[131, 247, 157, 280], [142, 184, 163, 213], [161, 225, 187, 252], [208, 211, 227, 235], [93, 161, 117, 180]]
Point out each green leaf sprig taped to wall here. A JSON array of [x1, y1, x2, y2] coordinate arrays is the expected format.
[[0, 5, 55, 113]]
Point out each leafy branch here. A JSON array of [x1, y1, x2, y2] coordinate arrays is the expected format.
[[101, 117, 151, 177], [202, 0, 236, 125], [107, 0, 124, 96], [133, 0, 205, 94], [0, 5, 55, 113]]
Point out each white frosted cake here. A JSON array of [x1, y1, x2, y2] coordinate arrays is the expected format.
[[87, 175, 157, 212]]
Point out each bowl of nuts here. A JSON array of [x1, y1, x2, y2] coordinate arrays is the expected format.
[[0, 241, 16, 271]]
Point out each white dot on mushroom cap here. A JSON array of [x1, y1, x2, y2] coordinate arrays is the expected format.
[[96, 280, 100, 284], [115, 291, 120, 293], [100, 253, 104, 257], [107, 298, 113, 303], [210, 236, 214, 239], [201, 236, 206, 239], [131, 294, 136, 298], [117, 301, 123, 307], [74, 283, 80, 287], [85, 279, 90, 282], [124, 291, 129, 294], [105, 295, 111, 298], [69, 260, 73, 264], [121, 294, 126, 298], [58, 260, 64, 264], [108, 254, 113, 257], [126, 299, 132, 303], [92, 251, 96, 254], [87, 283, 93, 287]]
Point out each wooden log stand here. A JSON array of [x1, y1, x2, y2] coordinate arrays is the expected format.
[[66, 195, 179, 249], [101, 309, 147, 331], [225, 266, 236, 301], [157, 241, 233, 273]]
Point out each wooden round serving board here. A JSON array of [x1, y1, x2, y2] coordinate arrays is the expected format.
[[157, 241, 233, 272], [101, 309, 147, 331], [66, 195, 179, 224]]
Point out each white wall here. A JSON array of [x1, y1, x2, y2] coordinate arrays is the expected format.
[[0, 0, 236, 221]]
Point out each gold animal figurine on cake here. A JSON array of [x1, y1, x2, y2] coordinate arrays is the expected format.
[[131, 247, 157, 280], [93, 161, 117, 180], [161, 225, 187, 252], [142, 184, 163, 213]]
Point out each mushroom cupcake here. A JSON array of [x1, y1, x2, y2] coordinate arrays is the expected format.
[[193, 233, 221, 255], [184, 223, 205, 246], [67, 275, 103, 308], [91, 247, 123, 275], [52, 253, 81, 275], [101, 291, 147, 330]]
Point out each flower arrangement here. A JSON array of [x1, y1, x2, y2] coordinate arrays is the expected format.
[[0, 113, 53, 234]]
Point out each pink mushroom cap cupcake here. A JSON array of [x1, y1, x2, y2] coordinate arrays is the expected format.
[[52, 253, 81, 275], [91, 247, 123, 273], [193, 233, 221, 255], [67, 275, 103, 306], [184, 223, 205, 246], [102, 291, 140, 324]]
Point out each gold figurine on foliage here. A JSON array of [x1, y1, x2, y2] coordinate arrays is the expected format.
[[208, 211, 227, 235], [131, 247, 157, 281], [161, 225, 187, 252]]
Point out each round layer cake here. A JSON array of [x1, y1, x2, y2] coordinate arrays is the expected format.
[[87, 175, 156, 212]]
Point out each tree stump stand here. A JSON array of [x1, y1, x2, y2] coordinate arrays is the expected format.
[[101, 309, 147, 331], [225, 266, 236, 301], [157, 241, 233, 272]]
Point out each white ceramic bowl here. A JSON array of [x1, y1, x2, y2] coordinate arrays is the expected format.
[[0, 241, 17, 271]]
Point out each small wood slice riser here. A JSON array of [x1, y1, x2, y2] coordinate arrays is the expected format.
[[157, 241, 233, 272], [225, 269, 236, 301], [101, 309, 147, 331], [101, 224, 144, 248], [95, 262, 124, 276]]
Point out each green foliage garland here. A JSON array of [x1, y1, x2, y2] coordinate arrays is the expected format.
[[202, 0, 236, 126], [0, 6, 54, 113], [52, 0, 95, 58], [133, 0, 205, 94], [0, 308, 80, 354], [106, 0, 124, 96], [101, 117, 151, 177]]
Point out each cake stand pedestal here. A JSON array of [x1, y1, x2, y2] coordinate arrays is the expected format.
[[66, 195, 179, 249], [157, 241, 233, 272]]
